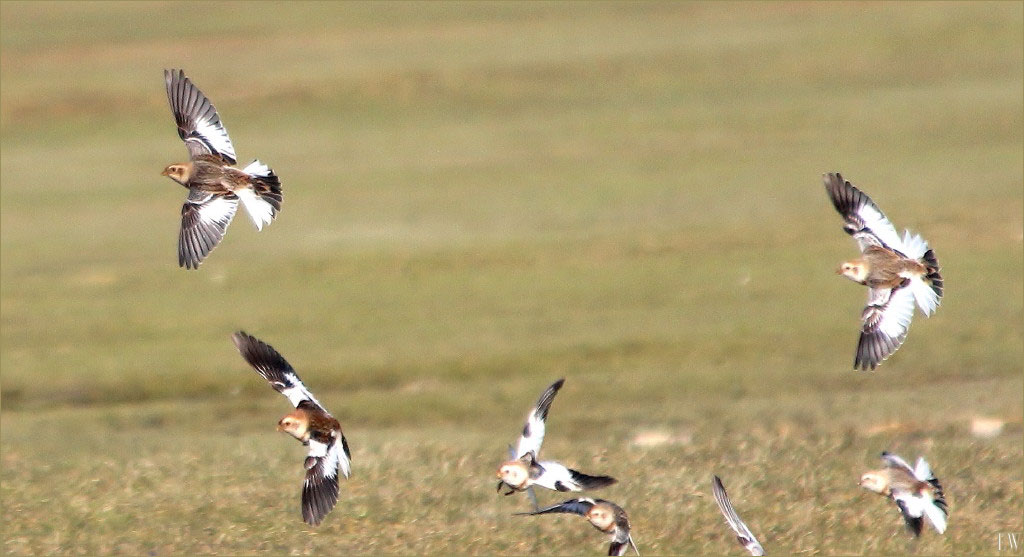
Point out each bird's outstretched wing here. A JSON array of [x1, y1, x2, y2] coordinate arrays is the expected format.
[[855, 286, 915, 370], [514, 378, 565, 459], [301, 431, 351, 526], [231, 331, 328, 412], [532, 459, 617, 492], [165, 69, 237, 164], [178, 189, 237, 270], [880, 452, 916, 475], [824, 173, 904, 254], [712, 476, 765, 556], [514, 497, 596, 517]]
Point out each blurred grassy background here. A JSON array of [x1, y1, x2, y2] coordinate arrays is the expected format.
[[1, 1, 1021, 555]]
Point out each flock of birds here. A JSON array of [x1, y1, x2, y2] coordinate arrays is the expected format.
[[160, 70, 948, 554]]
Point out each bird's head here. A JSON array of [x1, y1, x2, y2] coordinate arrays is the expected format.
[[586, 504, 615, 531], [161, 163, 191, 185], [859, 471, 888, 494], [496, 460, 528, 489], [837, 261, 868, 283], [277, 414, 309, 441]]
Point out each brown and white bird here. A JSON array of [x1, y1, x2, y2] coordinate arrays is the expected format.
[[712, 476, 765, 556], [232, 331, 350, 526], [496, 379, 616, 508], [824, 172, 943, 370], [515, 497, 639, 556], [859, 452, 948, 537], [163, 69, 282, 269]]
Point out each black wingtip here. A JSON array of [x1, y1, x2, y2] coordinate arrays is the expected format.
[[569, 469, 618, 490], [533, 378, 566, 421]]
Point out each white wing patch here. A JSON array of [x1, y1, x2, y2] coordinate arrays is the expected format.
[[874, 286, 916, 341], [853, 199, 903, 253], [532, 461, 576, 491], [923, 500, 947, 533], [307, 437, 330, 459], [193, 117, 236, 163], [894, 490, 927, 518], [280, 371, 326, 410], [516, 410, 546, 460], [197, 195, 238, 226]]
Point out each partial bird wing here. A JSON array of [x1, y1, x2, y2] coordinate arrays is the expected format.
[[712, 476, 765, 556], [824, 173, 904, 254], [301, 430, 351, 526], [514, 497, 596, 517], [231, 331, 329, 413], [179, 190, 237, 270], [514, 378, 565, 460], [855, 286, 915, 370], [880, 452, 916, 475], [165, 69, 237, 164], [532, 460, 617, 492], [893, 497, 925, 537]]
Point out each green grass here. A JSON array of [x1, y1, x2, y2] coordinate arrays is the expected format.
[[2, 1, 1021, 555]]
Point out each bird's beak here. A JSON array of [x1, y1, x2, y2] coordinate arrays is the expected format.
[[160, 169, 170, 177], [835, 265, 845, 275]]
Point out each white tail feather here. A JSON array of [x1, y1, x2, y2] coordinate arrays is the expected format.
[[235, 188, 274, 231], [242, 159, 272, 177], [907, 275, 940, 317], [923, 500, 947, 533], [900, 230, 929, 259]]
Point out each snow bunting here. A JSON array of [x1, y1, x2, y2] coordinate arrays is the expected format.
[[496, 379, 616, 503], [824, 172, 943, 370], [515, 497, 639, 556], [859, 451, 948, 537], [712, 476, 764, 556], [163, 69, 282, 269], [231, 331, 350, 526]]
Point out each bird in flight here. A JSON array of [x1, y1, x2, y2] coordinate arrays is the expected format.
[[515, 497, 639, 556], [711, 475, 765, 556], [859, 451, 948, 537], [162, 69, 282, 269], [496, 378, 616, 509], [824, 172, 943, 370], [232, 331, 350, 526]]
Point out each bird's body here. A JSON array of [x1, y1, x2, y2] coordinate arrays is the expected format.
[[841, 245, 930, 290], [162, 69, 282, 269], [824, 172, 943, 370], [860, 452, 947, 537], [515, 497, 639, 556], [232, 331, 349, 526]]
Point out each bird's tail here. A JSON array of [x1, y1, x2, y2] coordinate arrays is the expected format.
[[906, 248, 942, 316], [238, 160, 283, 230], [914, 457, 948, 533], [900, 230, 942, 315]]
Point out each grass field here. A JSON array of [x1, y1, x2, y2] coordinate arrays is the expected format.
[[2, 2, 1021, 555]]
